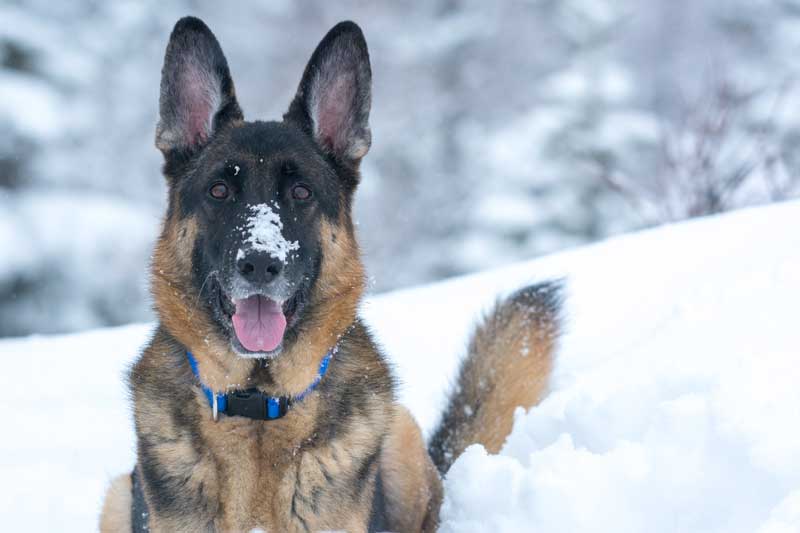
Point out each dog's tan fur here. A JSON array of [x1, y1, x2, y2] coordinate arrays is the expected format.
[[428, 282, 562, 474], [459, 291, 557, 454], [379, 406, 443, 532], [99, 474, 133, 532]]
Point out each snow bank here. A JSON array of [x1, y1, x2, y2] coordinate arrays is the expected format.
[[431, 199, 800, 533], [1, 200, 798, 531]]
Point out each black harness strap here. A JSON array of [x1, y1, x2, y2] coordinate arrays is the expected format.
[[131, 466, 150, 532]]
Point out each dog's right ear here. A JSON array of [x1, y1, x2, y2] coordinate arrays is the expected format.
[[155, 17, 242, 164]]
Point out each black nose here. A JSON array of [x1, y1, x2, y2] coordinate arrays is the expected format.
[[236, 253, 283, 283]]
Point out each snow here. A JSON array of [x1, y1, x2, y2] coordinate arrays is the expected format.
[[0, 191, 158, 334], [1, 200, 799, 531], [0, 71, 64, 138], [242, 203, 299, 262]]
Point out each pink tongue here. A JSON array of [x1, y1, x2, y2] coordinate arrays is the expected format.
[[231, 295, 287, 352]]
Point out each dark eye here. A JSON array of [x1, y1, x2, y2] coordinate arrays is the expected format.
[[209, 182, 229, 200], [292, 183, 312, 201]]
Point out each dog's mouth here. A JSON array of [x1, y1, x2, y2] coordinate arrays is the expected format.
[[213, 280, 304, 357], [230, 294, 286, 353]]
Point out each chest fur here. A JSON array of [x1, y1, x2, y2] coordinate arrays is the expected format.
[[141, 395, 383, 532], [133, 329, 393, 532]]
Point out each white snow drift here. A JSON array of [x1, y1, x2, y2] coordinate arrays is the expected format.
[[1, 200, 798, 532]]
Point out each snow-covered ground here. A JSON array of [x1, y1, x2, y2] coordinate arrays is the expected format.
[[2, 200, 799, 532]]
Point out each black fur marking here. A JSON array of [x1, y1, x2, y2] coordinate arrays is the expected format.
[[310, 486, 322, 513], [290, 491, 312, 533], [137, 438, 184, 517], [352, 446, 381, 499], [312, 371, 352, 443], [367, 470, 388, 533], [131, 466, 150, 533], [507, 278, 565, 319], [311, 345, 386, 444]]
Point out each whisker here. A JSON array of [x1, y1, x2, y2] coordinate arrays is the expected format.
[[198, 270, 218, 300], [187, 269, 219, 323]]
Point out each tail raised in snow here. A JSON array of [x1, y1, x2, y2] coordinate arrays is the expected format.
[[427, 280, 563, 475]]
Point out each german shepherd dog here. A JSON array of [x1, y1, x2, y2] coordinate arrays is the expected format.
[[100, 17, 560, 532]]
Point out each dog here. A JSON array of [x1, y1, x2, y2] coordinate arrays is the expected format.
[[99, 17, 561, 532]]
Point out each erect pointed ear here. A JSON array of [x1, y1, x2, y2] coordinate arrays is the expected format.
[[155, 17, 242, 159], [284, 21, 372, 167]]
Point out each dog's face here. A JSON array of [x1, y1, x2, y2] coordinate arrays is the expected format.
[[179, 123, 344, 358], [153, 18, 370, 358]]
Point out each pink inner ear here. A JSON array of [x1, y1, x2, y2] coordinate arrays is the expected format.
[[180, 61, 221, 147], [314, 73, 355, 154]]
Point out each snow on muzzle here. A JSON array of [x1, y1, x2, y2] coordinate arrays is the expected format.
[[229, 203, 299, 351]]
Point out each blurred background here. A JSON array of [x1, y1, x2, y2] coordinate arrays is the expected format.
[[1, 0, 799, 337]]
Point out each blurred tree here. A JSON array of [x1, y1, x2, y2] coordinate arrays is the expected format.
[[0, 0, 798, 336]]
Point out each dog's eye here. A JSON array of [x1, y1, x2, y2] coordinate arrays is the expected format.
[[209, 182, 229, 200], [292, 184, 312, 201]]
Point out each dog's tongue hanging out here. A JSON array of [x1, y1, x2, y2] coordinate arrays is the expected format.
[[231, 295, 286, 352]]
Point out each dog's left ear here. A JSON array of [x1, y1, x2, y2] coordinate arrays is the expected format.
[[284, 21, 372, 168]]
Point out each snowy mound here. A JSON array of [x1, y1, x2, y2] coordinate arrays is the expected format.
[[2, 201, 799, 532]]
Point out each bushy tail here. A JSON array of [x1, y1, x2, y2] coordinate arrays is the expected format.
[[428, 280, 563, 475]]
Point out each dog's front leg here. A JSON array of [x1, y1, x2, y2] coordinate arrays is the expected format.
[[134, 435, 220, 533]]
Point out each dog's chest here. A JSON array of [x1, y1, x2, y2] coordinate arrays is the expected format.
[[196, 411, 305, 527], [196, 407, 371, 532]]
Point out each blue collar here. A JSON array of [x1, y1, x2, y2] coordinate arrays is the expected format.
[[186, 348, 334, 421]]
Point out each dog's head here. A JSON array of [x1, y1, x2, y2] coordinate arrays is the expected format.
[[151, 17, 369, 360]]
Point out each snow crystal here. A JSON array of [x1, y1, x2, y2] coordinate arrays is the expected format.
[[242, 203, 299, 262]]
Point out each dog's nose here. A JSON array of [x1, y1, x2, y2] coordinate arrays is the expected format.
[[236, 253, 283, 283]]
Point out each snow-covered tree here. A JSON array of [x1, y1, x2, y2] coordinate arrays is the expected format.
[[1, 0, 797, 335]]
